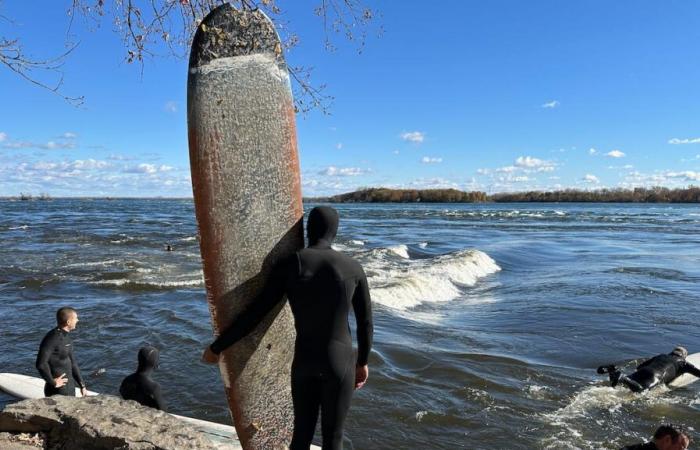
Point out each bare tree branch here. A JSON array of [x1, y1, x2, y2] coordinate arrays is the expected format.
[[0, 37, 84, 106], [1, 0, 379, 111]]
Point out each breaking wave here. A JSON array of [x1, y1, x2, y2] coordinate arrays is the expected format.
[[363, 248, 500, 310]]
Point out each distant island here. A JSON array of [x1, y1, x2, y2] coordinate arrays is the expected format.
[[306, 186, 700, 203], [3, 186, 699, 203]]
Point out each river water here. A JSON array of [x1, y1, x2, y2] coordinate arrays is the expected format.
[[1, 199, 698, 449]]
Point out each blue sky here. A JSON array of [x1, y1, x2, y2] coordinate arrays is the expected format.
[[1, 1, 700, 197]]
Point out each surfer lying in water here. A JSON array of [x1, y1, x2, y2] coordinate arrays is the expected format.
[[598, 346, 700, 392], [202, 206, 373, 450]]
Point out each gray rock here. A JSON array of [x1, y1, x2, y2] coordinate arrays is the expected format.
[[0, 431, 45, 449], [0, 395, 217, 449]]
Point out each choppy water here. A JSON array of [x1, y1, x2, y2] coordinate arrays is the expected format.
[[1, 199, 699, 449]]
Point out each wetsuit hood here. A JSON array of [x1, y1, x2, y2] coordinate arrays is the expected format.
[[671, 346, 688, 359], [307, 206, 339, 248], [137, 346, 160, 372]]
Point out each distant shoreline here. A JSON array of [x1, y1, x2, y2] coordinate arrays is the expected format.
[[2, 186, 699, 203]]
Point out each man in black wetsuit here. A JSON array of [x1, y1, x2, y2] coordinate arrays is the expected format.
[[620, 424, 690, 450], [36, 307, 87, 397], [202, 206, 373, 450], [120, 346, 166, 411], [598, 346, 700, 392]]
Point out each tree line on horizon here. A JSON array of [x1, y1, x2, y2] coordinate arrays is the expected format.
[[306, 186, 700, 203]]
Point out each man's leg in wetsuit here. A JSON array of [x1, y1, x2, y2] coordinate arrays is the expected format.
[[319, 362, 354, 450], [616, 373, 645, 392], [291, 370, 322, 450], [621, 369, 657, 392]]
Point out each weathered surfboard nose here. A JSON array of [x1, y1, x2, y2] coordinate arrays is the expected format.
[[188, 5, 284, 69]]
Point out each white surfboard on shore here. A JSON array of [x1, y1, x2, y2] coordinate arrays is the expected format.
[[0, 373, 320, 450]]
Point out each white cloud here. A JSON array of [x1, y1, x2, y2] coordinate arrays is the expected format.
[[0, 156, 190, 197], [2, 139, 76, 150], [59, 132, 77, 139], [72, 159, 110, 170], [336, 143, 343, 150], [392, 150, 400, 155], [406, 177, 460, 189], [400, 131, 425, 143], [420, 156, 442, 164], [665, 171, 700, 181], [514, 156, 556, 172], [541, 100, 560, 109], [0, 132, 7, 142], [124, 163, 173, 174], [606, 150, 625, 158], [496, 166, 517, 173], [512, 176, 530, 182], [583, 174, 600, 183], [320, 166, 367, 176], [668, 137, 700, 145], [589, 148, 597, 155], [164, 101, 178, 113], [476, 168, 490, 175]]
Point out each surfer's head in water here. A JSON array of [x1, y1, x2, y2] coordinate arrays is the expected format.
[[137, 346, 160, 373], [671, 346, 688, 359], [652, 424, 689, 450], [307, 206, 339, 248]]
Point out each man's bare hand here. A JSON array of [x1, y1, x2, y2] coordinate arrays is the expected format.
[[53, 373, 67, 388], [355, 364, 368, 390], [202, 346, 219, 364]]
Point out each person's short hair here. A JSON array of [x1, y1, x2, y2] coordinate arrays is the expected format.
[[653, 424, 686, 443], [671, 346, 688, 359], [56, 307, 77, 326]]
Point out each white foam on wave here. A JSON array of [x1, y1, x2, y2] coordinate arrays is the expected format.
[[350, 240, 365, 246], [91, 279, 203, 288], [388, 244, 409, 259], [540, 383, 688, 449], [365, 249, 500, 310], [9, 225, 29, 230], [65, 259, 123, 268], [418, 242, 428, 248], [179, 236, 197, 242]]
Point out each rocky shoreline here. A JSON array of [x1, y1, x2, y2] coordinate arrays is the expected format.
[[0, 395, 220, 449]]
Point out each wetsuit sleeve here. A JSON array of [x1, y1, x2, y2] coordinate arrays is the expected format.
[[36, 332, 57, 386], [209, 259, 291, 354], [681, 362, 700, 378], [352, 270, 373, 366], [152, 384, 166, 411], [69, 344, 85, 388]]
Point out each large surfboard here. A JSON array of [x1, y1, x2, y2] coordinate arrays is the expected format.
[[667, 353, 700, 388], [187, 4, 303, 449]]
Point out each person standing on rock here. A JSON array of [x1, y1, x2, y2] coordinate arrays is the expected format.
[[36, 307, 87, 397], [202, 206, 373, 450]]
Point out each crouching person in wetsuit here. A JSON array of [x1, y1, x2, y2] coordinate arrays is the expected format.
[[120, 346, 166, 411], [598, 347, 700, 392], [201, 206, 373, 450], [36, 307, 87, 397], [620, 424, 690, 450]]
